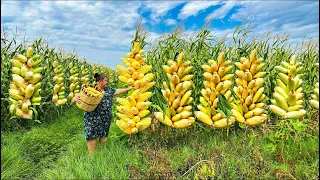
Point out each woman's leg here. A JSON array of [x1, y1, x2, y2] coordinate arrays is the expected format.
[[87, 138, 98, 153], [98, 137, 107, 148]]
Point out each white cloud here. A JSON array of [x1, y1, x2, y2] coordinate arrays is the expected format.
[[228, 1, 319, 43], [178, 1, 221, 19], [206, 1, 240, 20], [1, 1, 20, 17], [165, 19, 177, 26], [143, 1, 185, 23], [1, 1, 144, 69]]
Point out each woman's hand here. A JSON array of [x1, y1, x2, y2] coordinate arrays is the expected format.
[[73, 93, 81, 103], [127, 86, 134, 91], [114, 86, 134, 95]]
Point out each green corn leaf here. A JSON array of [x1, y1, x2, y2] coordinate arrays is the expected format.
[[218, 93, 231, 125]]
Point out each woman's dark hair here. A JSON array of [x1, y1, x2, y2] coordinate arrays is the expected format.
[[94, 73, 105, 82]]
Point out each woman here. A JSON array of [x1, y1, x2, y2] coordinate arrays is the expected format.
[[75, 73, 133, 153]]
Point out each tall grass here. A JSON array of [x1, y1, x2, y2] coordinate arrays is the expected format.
[[1, 102, 318, 179]]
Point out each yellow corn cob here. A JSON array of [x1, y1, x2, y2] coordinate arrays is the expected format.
[[12, 74, 27, 89], [137, 117, 151, 131], [235, 70, 245, 79], [202, 65, 212, 73], [116, 98, 131, 108], [172, 114, 181, 122], [221, 74, 234, 81], [179, 111, 192, 119], [182, 81, 192, 90], [274, 92, 288, 111], [213, 117, 235, 128], [116, 65, 128, 75], [138, 65, 152, 74], [252, 72, 266, 79], [252, 87, 264, 103], [154, 112, 173, 126], [252, 108, 264, 116], [25, 84, 35, 99], [278, 73, 289, 84], [275, 66, 288, 73], [137, 92, 152, 102], [9, 89, 23, 100], [245, 116, 265, 126], [288, 105, 303, 112], [197, 105, 207, 114], [119, 76, 129, 83], [269, 105, 287, 118], [177, 52, 184, 66], [137, 82, 155, 94], [173, 119, 191, 128], [17, 54, 28, 63], [212, 73, 220, 84], [309, 100, 319, 109], [274, 86, 288, 99], [203, 72, 213, 81], [286, 109, 306, 119], [212, 113, 222, 121], [180, 90, 192, 106], [176, 107, 184, 113], [211, 61, 218, 72], [183, 66, 193, 76], [231, 109, 245, 123], [181, 75, 193, 81], [183, 106, 192, 111], [195, 111, 213, 126], [138, 110, 149, 118]]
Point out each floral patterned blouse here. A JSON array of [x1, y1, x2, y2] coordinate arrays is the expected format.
[[83, 86, 116, 140]]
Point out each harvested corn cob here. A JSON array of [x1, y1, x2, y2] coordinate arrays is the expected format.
[[232, 49, 268, 126], [269, 55, 306, 118], [116, 42, 154, 134], [52, 59, 67, 106], [195, 51, 236, 128], [154, 52, 195, 128], [9, 46, 43, 119]]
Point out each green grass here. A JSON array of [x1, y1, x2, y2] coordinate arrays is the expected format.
[[2, 106, 319, 180]]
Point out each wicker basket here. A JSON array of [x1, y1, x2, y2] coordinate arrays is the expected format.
[[76, 84, 104, 112]]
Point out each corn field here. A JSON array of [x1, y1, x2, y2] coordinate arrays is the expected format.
[[1, 32, 118, 132], [143, 22, 319, 133], [1, 21, 319, 179], [1, 22, 319, 133]]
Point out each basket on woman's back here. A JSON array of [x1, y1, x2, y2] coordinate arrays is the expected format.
[[76, 84, 104, 112]]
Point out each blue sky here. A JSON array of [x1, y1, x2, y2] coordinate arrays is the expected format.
[[1, 1, 319, 69]]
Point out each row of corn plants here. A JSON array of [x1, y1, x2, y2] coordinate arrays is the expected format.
[[114, 22, 318, 135], [2, 22, 318, 134], [1, 32, 117, 132]]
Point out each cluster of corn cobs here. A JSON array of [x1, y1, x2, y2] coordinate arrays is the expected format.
[[309, 63, 319, 109], [269, 55, 306, 119], [9, 46, 42, 119], [232, 49, 267, 126], [116, 42, 154, 134], [154, 53, 195, 128], [52, 60, 67, 106], [68, 62, 81, 103], [195, 52, 236, 128], [80, 64, 91, 85]]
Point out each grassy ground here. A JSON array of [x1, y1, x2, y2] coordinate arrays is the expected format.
[[1, 106, 319, 180]]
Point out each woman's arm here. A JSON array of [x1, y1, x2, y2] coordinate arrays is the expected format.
[[114, 86, 133, 95]]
